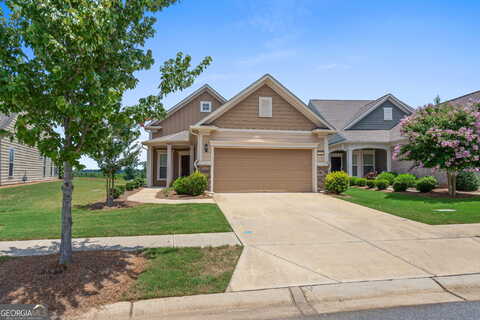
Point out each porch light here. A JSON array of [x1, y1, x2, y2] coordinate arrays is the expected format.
[[204, 143, 209, 153]]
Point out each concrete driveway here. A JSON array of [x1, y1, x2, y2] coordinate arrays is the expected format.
[[215, 193, 480, 291]]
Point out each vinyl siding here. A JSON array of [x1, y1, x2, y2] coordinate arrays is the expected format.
[[348, 101, 409, 130], [0, 116, 56, 185], [211, 85, 318, 131], [152, 91, 224, 138], [202, 130, 327, 162]]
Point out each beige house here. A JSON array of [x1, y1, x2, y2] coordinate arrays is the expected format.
[[0, 114, 57, 185], [143, 74, 334, 192]]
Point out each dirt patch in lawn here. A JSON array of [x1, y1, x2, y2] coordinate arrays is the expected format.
[[0, 251, 147, 319], [156, 189, 212, 200], [76, 200, 143, 211]]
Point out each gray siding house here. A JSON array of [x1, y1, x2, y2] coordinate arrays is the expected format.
[[0, 114, 57, 186], [308, 90, 480, 185]]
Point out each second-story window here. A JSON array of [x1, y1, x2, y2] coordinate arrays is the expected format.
[[200, 101, 212, 113]]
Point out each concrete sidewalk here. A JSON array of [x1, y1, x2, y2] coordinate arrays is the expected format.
[[78, 274, 480, 320], [0, 232, 240, 257]]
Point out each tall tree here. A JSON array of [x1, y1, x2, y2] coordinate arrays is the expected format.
[[0, 0, 211, 265], [394, 100, 480, 197], [91, 117, 141, 207]]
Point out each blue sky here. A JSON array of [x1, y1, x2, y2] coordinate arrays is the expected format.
[[6, 1, 480, 168]]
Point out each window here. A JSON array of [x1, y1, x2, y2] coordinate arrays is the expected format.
[[50, 162, 54, 177], [352, 152, 358, 177], [43, 157, 47, 177], [200, 101, 212, 113], [8, 148, 14, 177], [157, 151, 167, 180], [363, 152, 375, 175], [384, 107, 393, 120], [258, 97, 272, 117]]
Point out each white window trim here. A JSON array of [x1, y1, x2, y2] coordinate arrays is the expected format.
[[156, 150, 168, 181], [8, 148, 15, 177], [384, 107, 393, 120], [200, 101, 212, 113], [352, 150, 376, 177], [258, 96, 272, 118]]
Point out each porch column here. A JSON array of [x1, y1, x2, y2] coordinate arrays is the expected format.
[[147, 146, 153, 187], [347, 148, 353, 176], [166, 144, 173, 187], [197, 134, 203, 162], [324, 137, 329, 165], [189, 145, 194, 174], [386, 147, 392, 172]]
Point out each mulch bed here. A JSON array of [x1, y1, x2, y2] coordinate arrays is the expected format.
[[0, 251, 147, 319], [156, 189, 212, 200]]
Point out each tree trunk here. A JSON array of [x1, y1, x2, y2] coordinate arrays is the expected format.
[[59, 161, 74, 265], [107, 173, 114, 207], [447, 171, 457, 198]]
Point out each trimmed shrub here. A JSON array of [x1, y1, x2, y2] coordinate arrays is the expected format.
[[396, 173, 417, 187], [325, 171, 350, 194], [366, 179, 376, 188], [134, 178, 145, 188], [375, 179, 389, 190], [416, 176, 438, 193], [456, 171, 480, 191], [349, 176, 359, 186], [392, 181, 408, 192], [356, 178, 367, 187], [173, 171, 208, 196], [111, 185, 125, 199], [377, 172, 396, 186], [125, 182, 136, 191]]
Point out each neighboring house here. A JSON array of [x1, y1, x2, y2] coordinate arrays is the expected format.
[[307, 94, 415, 178], [143, 74, 334, 192], [0, 114, 57, 185]]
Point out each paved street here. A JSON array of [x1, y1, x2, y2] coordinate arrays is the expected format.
[[215, 193, 480, 291], [288, 301, 480, 320]]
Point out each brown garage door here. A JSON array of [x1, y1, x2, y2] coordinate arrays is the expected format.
[[213, 148, 313, 193]]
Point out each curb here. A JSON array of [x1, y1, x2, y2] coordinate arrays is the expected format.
[[77, 274, 480, 320]]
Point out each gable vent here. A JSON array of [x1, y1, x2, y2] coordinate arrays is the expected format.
[[258, 97, 272, 117]]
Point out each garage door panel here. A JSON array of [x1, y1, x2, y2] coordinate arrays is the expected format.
[[214, 148, 312, 192]]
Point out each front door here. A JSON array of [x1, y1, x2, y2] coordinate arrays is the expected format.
[[180, 155, 190, 177], [331, 157, 342, 172]]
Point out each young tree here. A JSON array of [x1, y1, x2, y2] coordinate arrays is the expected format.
[[0, 0, 211, 265], [394, 100, 480, 197], [91, 118, 141, 207]]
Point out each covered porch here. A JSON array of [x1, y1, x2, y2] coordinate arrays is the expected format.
[[330, 144, 392, 177], [143, 130, 196, 187]]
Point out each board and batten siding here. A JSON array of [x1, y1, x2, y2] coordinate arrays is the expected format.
[[210, 85, 320, 131], [0, 116, 57, 185], [348, 101, 409, 130], [152, 91, 224, 138]]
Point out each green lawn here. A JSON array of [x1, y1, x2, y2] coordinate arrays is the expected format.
[[0, 178, 231, 240], [124, 246, 243, 300], [342, 188, 480, 225]]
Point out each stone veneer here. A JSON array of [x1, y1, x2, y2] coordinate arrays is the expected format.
[[317, 166, 329, 191], [198, 165, 211, 190]]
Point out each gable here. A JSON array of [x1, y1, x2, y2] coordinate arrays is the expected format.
[[210, 85, 319, 131], [154, 91, 224, 138], [347, 101, 409, 130]]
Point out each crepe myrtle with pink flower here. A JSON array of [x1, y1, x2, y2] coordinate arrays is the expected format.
[[393, 98, 480, 197]]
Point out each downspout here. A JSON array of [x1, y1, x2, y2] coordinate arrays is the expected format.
[[190, 129, 200, 170]]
